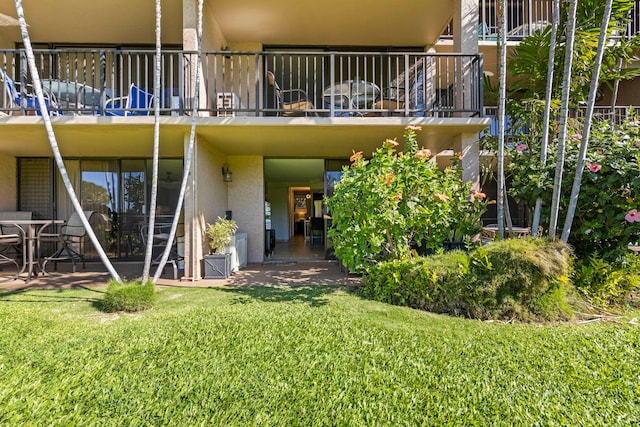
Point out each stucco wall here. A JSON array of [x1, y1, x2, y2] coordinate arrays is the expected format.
[[187, 136, 228, 279], [0, 155, 17, 210], [227, 155, 264, 263]]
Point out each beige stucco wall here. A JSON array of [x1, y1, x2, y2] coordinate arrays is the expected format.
[[227, 155, 264, 263], [0, 154, 16, 210], [186, 135, 229, 279]]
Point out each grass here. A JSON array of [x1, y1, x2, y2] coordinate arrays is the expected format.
[[0, 285, 638, 425]]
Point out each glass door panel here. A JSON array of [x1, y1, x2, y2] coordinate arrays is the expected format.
[[80, 160, 118, 259], [120, 160, 146, 259]]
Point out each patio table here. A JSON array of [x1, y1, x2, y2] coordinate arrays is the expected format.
[[322, 79, 380, 116], [0, 219, 64, 283]]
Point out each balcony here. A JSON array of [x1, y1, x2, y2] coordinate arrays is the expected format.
[[441, 0, 640, 41], [0, 49, 484, 119]]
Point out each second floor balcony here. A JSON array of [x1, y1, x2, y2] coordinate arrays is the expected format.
[[0, 49, 484, 119]]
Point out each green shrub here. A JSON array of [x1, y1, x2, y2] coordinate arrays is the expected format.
[[467, 238, 574, 321], [573, 253, 640, 307], [102, 280, 157, 313], [362, 239, 576, 322], [362, 251, 469, 314]]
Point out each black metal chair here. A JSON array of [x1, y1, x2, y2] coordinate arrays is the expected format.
[[310, 217, 324, 246], [41, 210, 94, 274]]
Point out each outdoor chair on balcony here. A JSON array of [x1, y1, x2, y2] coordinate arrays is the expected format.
[[372, 58, 426, 117], [264, 71, 315, 117], [0, 69, 60, 116], [105, 83, 154, 116], [41, 210, 94, 274]]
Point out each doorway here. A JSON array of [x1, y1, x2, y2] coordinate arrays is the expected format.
[[264, 158, 325, 260]]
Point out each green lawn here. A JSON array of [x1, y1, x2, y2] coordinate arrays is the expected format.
[[0, 285, 638, 426]]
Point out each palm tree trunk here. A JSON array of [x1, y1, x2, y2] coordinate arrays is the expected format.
[[548, 0, 578, 238], [496, 0, 507, 238], [13, 0, 122, 283], [531, 0, 559, 237], [141, 0, 162, 283], [561, 0, 613, 243], [152, 0, 204, 283]]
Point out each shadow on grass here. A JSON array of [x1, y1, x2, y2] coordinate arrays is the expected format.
[[0, 285, 104, 304], [217, 284, 342, 307]]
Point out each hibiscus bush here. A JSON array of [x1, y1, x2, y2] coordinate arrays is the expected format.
[[326, 126, 489, 271], [505, 118, 640, 261]]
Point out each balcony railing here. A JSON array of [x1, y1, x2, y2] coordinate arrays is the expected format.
[[0, 49, 484, 118], [441, 0, 640, 41], [483, 105, 640, 137]]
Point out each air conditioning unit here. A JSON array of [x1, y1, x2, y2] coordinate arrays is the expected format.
[[216, 92, 244, 116]]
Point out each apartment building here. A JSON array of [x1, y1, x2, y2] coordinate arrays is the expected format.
[[0, 0, 489, 279]]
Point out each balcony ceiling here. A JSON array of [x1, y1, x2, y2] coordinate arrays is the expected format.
[[210, 0, 453, 47], [0, 0, 452, 48]]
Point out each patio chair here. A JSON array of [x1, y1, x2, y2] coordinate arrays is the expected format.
[[0, 211, 32, 258], [264, 71, 315, 117], [140, 223, 180, 279], [105, 83, 154, 116], [0, 69, 60, 116], [41, 210, 94, 274], [372, 58, 426, 116], [0, 228, 21, 282]]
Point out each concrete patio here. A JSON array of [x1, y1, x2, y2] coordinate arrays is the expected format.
[[0, 260, 360, 291]]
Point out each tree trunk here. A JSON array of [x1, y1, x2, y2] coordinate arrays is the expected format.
[[531, 0, 559, 237], [548, 0, 578, 238], [561, 0, 613, 243], [496, 0, 507, 238], [152, 0, 204, 283], [142, 0, 162, 283], [13, 0, 122, 283]]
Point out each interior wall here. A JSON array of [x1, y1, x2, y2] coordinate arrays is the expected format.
[[266, 182, 290, 241], [227, 155, 264, 263], [0, 154, 16, 210]]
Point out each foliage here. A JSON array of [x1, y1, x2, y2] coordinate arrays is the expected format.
[[504, 118, 640, 260], [362, 238, 575, 322], [326, 126, 489, 271], [507, 0, 640, 103], [361, 251, 469, 314], [573, 253, 640, 307], [102, 279, 157, 312], [466, 238, 575, 321], [205, 216, 238, 253], [1, 285, 639, 425]]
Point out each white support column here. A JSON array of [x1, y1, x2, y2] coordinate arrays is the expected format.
[[184, 132, 201, 280], [453, 0, 479, 114], [454, 133, 480, 190]]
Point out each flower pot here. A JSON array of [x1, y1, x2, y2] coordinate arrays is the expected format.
[[203, 253, 231, 279]]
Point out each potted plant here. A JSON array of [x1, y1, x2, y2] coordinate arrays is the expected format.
[[203, 216, 238, 279]]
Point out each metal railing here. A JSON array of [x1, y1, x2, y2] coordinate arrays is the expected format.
[[483, 105, 640, 136], [442, 0, 640, 41], [1, 49, 484, 118]]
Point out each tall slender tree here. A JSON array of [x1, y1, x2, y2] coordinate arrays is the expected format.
[[561, 0, 613, 242], [141, 0, 163, 283], [531, 0, 560, 236], [548, 0, 579, 238], [13, 0, 122, 283], [496, 0, 507, 238], [152, 0, 204, 283]]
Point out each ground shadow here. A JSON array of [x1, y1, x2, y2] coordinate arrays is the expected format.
[[217, 284, 342, 307]]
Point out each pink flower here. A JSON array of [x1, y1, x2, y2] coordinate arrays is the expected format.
[[415, 148, 432, 160], [585, 229, 592, 235], [587, 163, 601, 173], [625, 209, 639, 223], [571, 133, 582, 141], [636, 140, 640, 148], [515, 144, 527, 152]]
